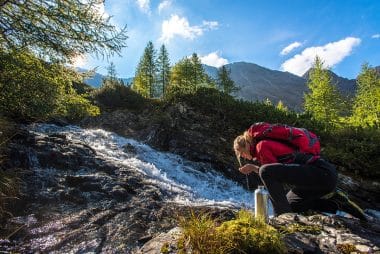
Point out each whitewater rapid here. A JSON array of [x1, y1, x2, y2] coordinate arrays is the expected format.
[[29, 124, 255, 209]]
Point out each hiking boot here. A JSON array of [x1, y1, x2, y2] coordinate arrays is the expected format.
[[325, 190, 367, 221]]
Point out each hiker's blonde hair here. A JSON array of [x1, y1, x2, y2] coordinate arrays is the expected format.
[[233, 131, 253, 166]]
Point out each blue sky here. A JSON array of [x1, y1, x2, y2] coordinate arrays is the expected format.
[[74, 0, 380, 79]]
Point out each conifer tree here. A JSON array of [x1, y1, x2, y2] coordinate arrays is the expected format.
[[170, 57, 194, 93], [216, 65, 239, 95], [105, 62, 118, 84], [351, 63, 380, 126], [157, 44, 171, 97], [190, 53, 206, 86], [0, 0, 127, 61], [132, 41, 157, 98], [169, 53, 213, 94], [102, 62, 123, 87], [304, 56, 341, 124]]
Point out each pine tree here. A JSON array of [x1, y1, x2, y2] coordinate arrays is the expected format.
[[132, 41, 157, 98], [170, 57, 194, 93], [106, 62, 118, 83], [351, 63, 380, 126], [304, 56, 342, 124], [0, 0, 127, 61], [216, 65, 239, 94], [169, 53, 214, 94], [102, 62, 122, 87], [157, 44, 171, 97], [190, 53, 206, 86]]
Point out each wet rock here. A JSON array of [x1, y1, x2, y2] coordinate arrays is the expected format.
[[138, 227, 182, 254], [270, 213, 380, 253]]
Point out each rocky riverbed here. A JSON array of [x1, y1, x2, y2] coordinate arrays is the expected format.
[[0, 124, 250, 253]]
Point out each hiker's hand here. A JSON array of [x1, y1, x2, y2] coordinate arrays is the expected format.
[[239, 164, 259, 175]]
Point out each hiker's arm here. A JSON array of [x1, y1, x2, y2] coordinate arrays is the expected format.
[[239, 164, 259, 175]]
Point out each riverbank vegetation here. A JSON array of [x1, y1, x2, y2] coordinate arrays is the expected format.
[[177, 210, 286, 254]]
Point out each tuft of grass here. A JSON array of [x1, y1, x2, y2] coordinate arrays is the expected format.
[[178, 209, 286, 254], [0, 170, 20, 218], [160, 242, 170, 253], [278, 223, 322, 235], [0, 117, 21, 220], [337, 243, 358, 254]]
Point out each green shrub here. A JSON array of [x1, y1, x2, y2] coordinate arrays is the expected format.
[[323, 126, 380, 178], [57, 94, 100, 123], [164, 86, 325, 135], [92, 83, 147, 111], [0, 49, 98, 122], [0, 50, 66, 120], [178, 209, 286, 254], [72, 81, 94, 95]]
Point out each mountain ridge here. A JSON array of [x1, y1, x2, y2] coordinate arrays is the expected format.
[[80, 63, 379, 110]]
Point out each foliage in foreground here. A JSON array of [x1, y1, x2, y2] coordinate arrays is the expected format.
[[178, 210, 286, 254], [0, 0, 127, 62], [0, 49, 99, 122]]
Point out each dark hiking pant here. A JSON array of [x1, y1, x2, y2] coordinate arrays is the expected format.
[[258, 159, 338, 215]]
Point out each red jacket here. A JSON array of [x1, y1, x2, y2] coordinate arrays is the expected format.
[[250, 140, 295, 165]]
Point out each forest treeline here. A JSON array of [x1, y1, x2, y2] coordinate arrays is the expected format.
[[1, 0, 380, 218]]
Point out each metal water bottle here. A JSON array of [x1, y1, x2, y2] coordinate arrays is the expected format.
[[254, 185, 269, 221]]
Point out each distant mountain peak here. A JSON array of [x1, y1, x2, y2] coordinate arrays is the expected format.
[[202, 62, 357, 111], [76, 68, 133, 88]]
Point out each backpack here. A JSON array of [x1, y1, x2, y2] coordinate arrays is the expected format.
[[248, 122, 321, 164]]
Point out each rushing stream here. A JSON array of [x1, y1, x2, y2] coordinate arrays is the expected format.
[[1, 124, 263, 253], [30, 124, 253, 208]]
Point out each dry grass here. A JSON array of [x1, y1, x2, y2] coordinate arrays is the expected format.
[[0, 116, 21, 219]]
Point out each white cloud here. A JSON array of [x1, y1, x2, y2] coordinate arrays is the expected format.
[[136, 0, 150, 14], [202, 21, 218, 30], [200, 52, 228, 68], [281, 37, 361, 76], [158, 0, 171, 13], [372, 34, 380, 39], [70, 54, 87, 68], [159, 15, 218, 43], [92, 2, 109, 19], [280, 41, 302, 55]]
